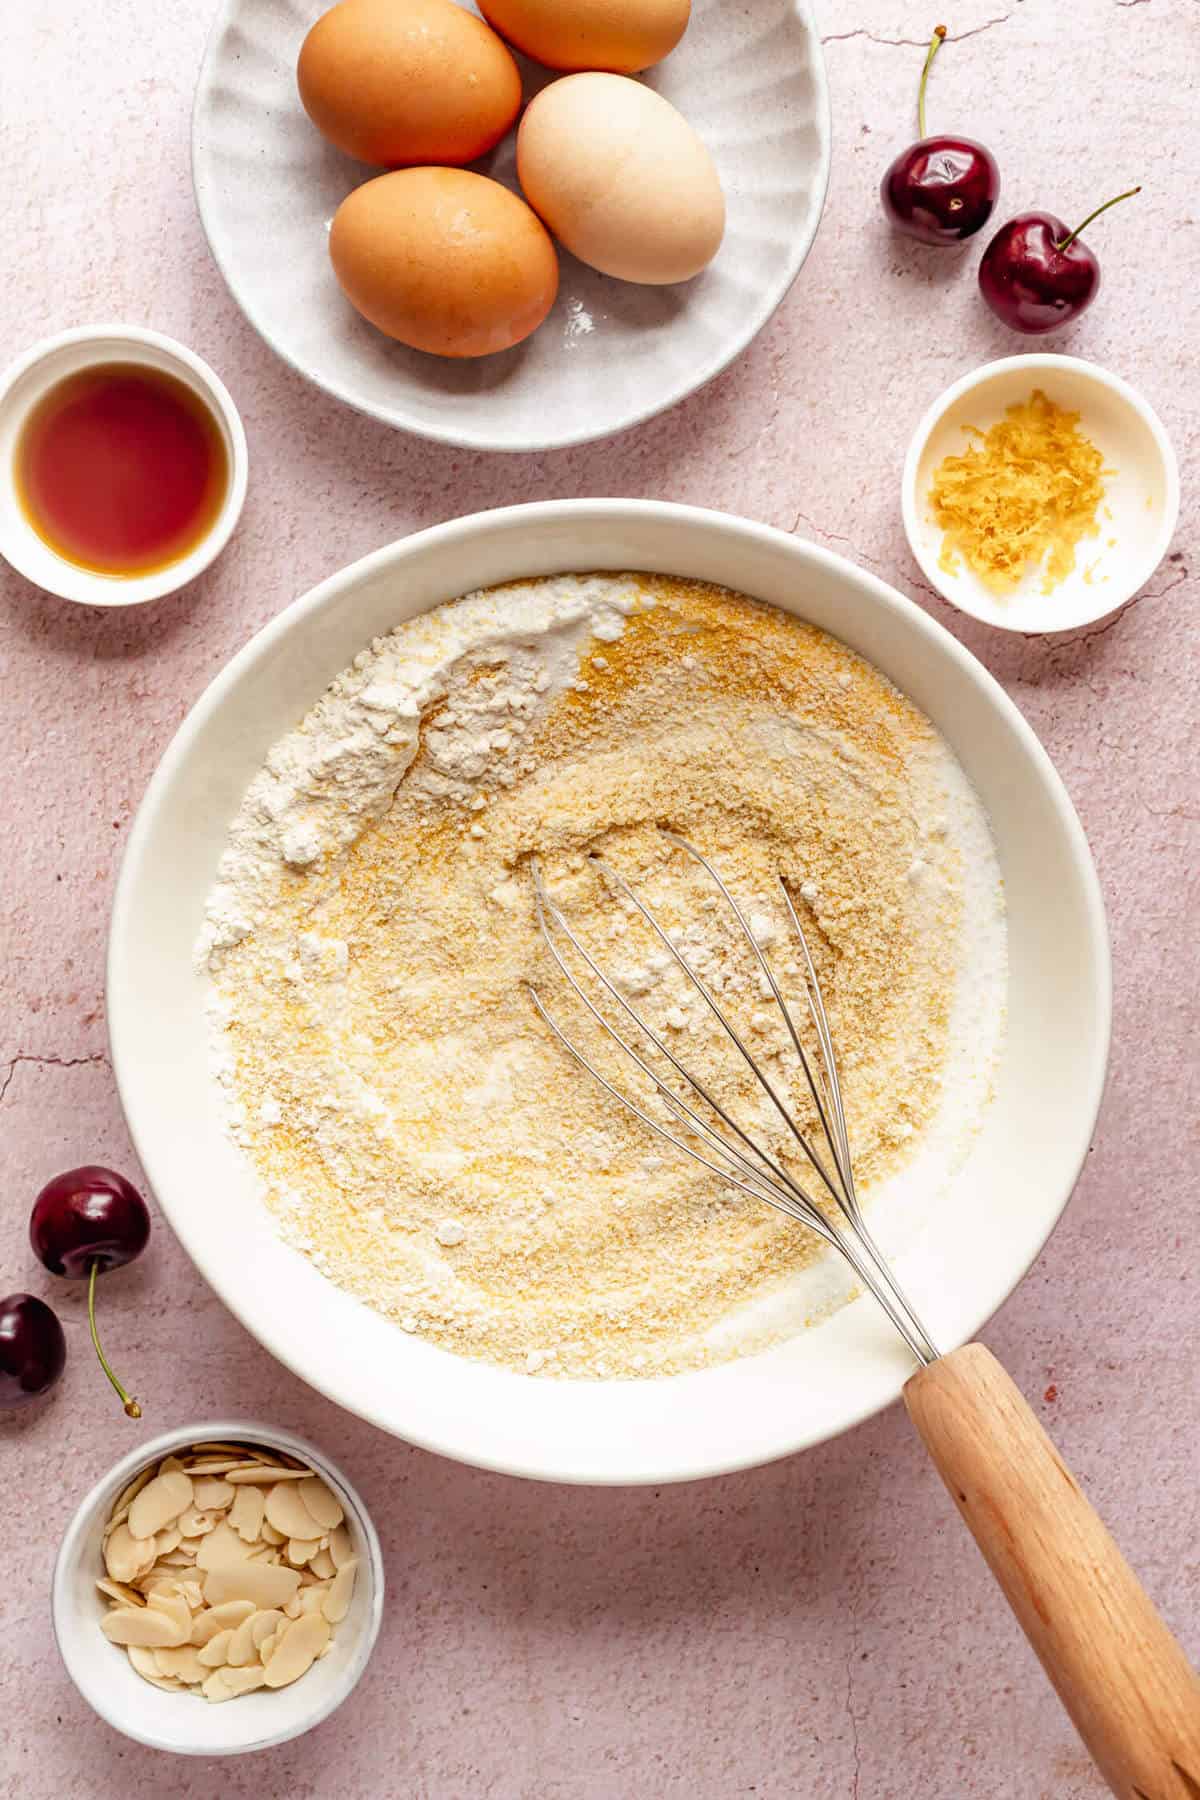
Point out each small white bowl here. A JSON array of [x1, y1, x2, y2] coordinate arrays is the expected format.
[[902, 353, 1179, 634], [0, 325, 248, 607], [52, 1420, 384, 1756]]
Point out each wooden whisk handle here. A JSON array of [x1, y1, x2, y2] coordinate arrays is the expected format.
[[905, 1344, 1200, 1799]]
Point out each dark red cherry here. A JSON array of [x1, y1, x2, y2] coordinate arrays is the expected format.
[[0, 1293, 66, 1408], [30, 1166, 151, 1418], [979, 188, 1140, 333], [30, 1165, 150, 1277], [881, 26, 999, 246]]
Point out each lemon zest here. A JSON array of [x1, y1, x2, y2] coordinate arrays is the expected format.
[[930, 388, 1110, 597]]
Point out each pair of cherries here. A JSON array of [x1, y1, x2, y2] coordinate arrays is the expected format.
[[1, 1167, 150, 1416], [881, 25, 1139, 332]]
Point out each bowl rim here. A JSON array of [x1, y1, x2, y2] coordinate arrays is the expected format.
[[107, 499, 1112, 1484], [51, 1417, 385, 1755], [900, 351, 1181, 635], [0, 323, 249, 608], [189, 0, 833, 453]]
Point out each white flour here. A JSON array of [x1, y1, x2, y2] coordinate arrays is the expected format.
[[199, 575, 641, 964]]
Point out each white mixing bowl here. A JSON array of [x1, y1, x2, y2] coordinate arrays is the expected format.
[[109, 502, 1110, 1484]]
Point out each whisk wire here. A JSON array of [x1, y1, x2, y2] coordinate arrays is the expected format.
[[528, 843, 940, 1368], [592, 851, 843, 1208], [778, 877, 857, 1209], [523, 984, 838, 1243], [533, 863, 811, 1211], [662, 834, 848, 1206]]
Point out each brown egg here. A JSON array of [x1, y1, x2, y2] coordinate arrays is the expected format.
[[329, 168, 560, 358], [478, 0, 689, 73], [298, 0, 522, 167]]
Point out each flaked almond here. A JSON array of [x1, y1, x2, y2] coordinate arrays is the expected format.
[[264, 1482, 323, 1542], [260, 1521, 286, 1546], [263, 1613, 330, 1688], [154, 1645, 206, 1683], [129, 1470, 194, 1541], [103, 1506, 131, 1540], [216, 1664, 268, 1698], [101, 1605, 189, 1649], [203, 1561, 302, 1611], [110, 1465, 156, 1520], [192, 1476, 236, 1511], [323, 1558, 357, 1624], [155, 1527, 182, 1557], [250, 1609, 284, 1649], [229, 1484, 265, 1544], [145, 1591, 192, 1644], [96, 1577, 145, 1608], [178, 1508, 217, 1539], [298, 1477, 343, 1531], [226, 1464, 311, 1484], [226, 1613, 262, 1666], [198, 1629, 235, 1668], [104, 1522, 157, 1585], [190, 1599, 255, 1645], [138, 1573, 180, 1596], [127, 1644, 163, 1681], [308, 1548, 336, 1580], [287, 1538, 319, 1567], [299, 1584, 330, 1616], [328, 1524, 354, 1570], [196, 1521, 257, 1572]]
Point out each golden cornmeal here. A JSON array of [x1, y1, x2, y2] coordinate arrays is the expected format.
[[208, 577, 967, 1378]]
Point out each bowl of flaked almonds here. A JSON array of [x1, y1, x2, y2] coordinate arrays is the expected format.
[[52, 1422, 384, 1754]]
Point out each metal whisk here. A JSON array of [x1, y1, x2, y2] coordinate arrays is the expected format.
[[526, 833, 939, 1368], [528, 836, 1200, 1792]]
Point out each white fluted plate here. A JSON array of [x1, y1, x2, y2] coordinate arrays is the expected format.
[[191, 0, 830, 451]]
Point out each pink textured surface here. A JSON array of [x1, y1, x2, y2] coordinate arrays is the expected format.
[[1, 1, 1195, 1793]]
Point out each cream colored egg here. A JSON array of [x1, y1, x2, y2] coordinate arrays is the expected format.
[[478, 0, 690, 74], [517, 73, 724, 286], [329, 168, 560, 358]]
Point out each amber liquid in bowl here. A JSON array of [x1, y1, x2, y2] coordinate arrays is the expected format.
[[14, 363, 229, 577]]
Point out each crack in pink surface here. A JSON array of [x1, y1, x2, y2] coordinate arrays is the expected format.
[[0, 1052, 108, 1107], [822, 16, 1012, 47], [843, 1587, 864, 1800]]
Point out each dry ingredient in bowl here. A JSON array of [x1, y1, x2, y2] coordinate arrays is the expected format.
[[931, 388, 1110, 595], [97, 1441, 357, 1701], [200, 575, 1006, 1379]]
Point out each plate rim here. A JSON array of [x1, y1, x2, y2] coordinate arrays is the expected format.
[[189, 0, 833, 453]]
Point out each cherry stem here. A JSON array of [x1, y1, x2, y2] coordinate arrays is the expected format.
[[918, 25, 948, 139], [1055, 186, 1142, 252], [87, 1260, 141, 1419]]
